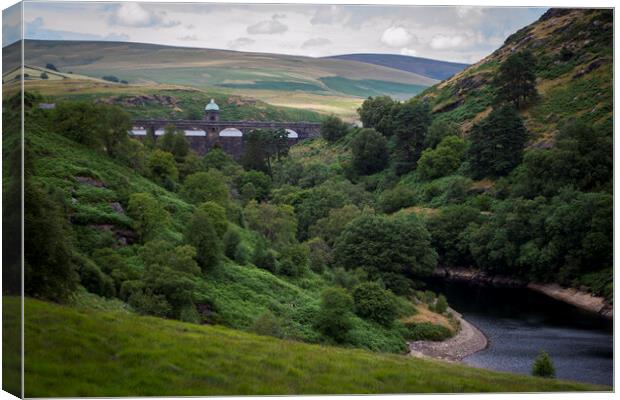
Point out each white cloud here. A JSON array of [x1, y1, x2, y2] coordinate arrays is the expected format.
[[109, 3, 179, 28], [301, 37, 331, 48], [310, 6, 349, 25], [381, 26, 415, 48], [178, 35, 198, 41], [400, 47, 418, 57], [247, 15, 288, 34], [228, 37, 255, 49], [429, 34, 466, 50]]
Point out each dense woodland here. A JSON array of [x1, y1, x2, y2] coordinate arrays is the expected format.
[[2, 42, 612, 356]]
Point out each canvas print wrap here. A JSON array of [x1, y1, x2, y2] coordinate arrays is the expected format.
[[1, 1, 614, 397]]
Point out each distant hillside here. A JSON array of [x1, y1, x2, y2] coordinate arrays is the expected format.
[[3, 40, 436, 101], [326, 54, 469, 81], [420, 8, 612, 144]]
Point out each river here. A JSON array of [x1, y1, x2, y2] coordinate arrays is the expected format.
[[424, 278, 613, 386]]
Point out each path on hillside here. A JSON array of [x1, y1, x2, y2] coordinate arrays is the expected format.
[[408, 308, 488, 362]]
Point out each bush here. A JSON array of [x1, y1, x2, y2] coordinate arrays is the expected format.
[[305, 237, 333, 273], [404, 322, 452, 341], [417, 136, 467, 181], [251, 310, 284, 338], [240, 170, 272, 201], [532, 351, 556, 378], [102, 75, 120, 83], [378, 186, 416, 213], [435, 294, 449, 314], [127, 192, 171, 242], [147, 149, 178, 186], [197, 201, 228, 238], [185, 209, 223, 271], [314, 288, 354, 343], [252, 238, 278, 273], [352, 282, 399, 326], [76, 257, 116, 299], [180, 170, 229, 207], [278, 243, 309, 277]]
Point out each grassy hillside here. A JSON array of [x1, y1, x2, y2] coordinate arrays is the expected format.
[[3, 40, 436, 104], [421, 8, 612, 144], [11, 297, 604, 396], [326, 54, 469, 81]]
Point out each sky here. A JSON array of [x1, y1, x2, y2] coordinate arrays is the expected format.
[[3, 1, 548, 63]]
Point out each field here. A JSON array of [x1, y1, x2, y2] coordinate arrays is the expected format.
[[8, 297, 604, 397]]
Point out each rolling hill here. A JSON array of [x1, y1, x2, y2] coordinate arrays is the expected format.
[[9, 297, 603, 396], [325, 53, 469, 81], [4, 40, 436, 100]]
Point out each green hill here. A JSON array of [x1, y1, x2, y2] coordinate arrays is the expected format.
[[9, 297, 603, 396]]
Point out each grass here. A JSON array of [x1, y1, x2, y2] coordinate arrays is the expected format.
[[13, 297, 605, 396]]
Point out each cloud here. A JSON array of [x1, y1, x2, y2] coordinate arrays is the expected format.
[[380, 26, 415, 48], [400, 48, 418, 57], [24, 17, 130, 42], [429, 34, 465, 50], [310, 6, 349, 25], [301, 37, 331, 48], [178, 35, 198, 41], [109, 3, 180, 28], [228, 37, 255, 49], [247, 15, 288, 35]]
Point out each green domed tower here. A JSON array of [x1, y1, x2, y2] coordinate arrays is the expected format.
[[204, 98, 220, 121]]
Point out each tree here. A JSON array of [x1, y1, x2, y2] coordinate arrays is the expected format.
[[314, 288, 354, 343], [321, 115, 349, 142], [305, 237, 333, 273], [240, 170, 272, 201], [53, 101, 101, 147], [352, 282, 398, 326], [252, 311, 284, 338], [425, 119, 460, 149], [147, 149, 178, 187], [495, 50, 538, 109], [467, 105, 527, 179], [350, 128, 389, 175], [417, 135, 467, 180], [96, 104, 132, 158], [243, 200, 297, 249], [180, 170, 229, 207], [334, 214, 437, 290], [40, 72, 49, 80], [197, 201, 228, 238], [158, 125, 189, 162], [46, 63, 58, 71], [241, 129, 289, 175], [278, 243, 309, 277], [185, 209, 223, 270], [309, 204, 364, 246], [532, 351, 555, 378], [178, 151, 203, 181], [435, 294, 449, 314], [357, 96, 397, 134], [127, 193, 171, 242], [392, 101, 432, 175], [378, 186, 416, 213]]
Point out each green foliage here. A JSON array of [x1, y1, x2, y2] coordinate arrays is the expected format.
[[127, 192, 171, 242], [350, 128, 389, 175], [357, 96, 397, 134], [309, 204, 364, 246], [435, 294, 449, 314], [240, 170, 272, 201], [404, 322, 453, 341], [278, 243, 310, 277], [417, 136, 466, 181], [334, 214, 437, 291], [147, 149, 178, 187], [244, 200, 297, 249], [305, 237, 333, 273], [321, 115, 350, 142], [158, 125, 189, 162], [197, 201, 228, 238], [241, 129, 289, 175], [426, 205, 485, 266], [185, 209, 223, 271], [252, 237, 278, 273], [467, 105, 527, 179], [392, 101, 432, 175], [180, 170, 229, 207], [75, 254, 115, 299], [314, 288, 354, 343], [352, 282, 399, 326], [425, 119, 461, 149], [251, 310, 284, 338], [494, 50, 538, 109], [378, 186, 416, 213], [532, 351, 556, 378]]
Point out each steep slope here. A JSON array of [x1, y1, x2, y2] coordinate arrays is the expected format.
[[13, 297, 603, 396], [326, 53, 469, 81], [420, 8, 612, 145]]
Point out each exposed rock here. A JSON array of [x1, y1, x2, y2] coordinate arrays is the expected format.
[[97, 94, 179, 108], [92, 224, 138, 246], [573, 59, 604, 79]]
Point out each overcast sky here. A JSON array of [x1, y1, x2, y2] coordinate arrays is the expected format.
[[4, 2, 548, 63]]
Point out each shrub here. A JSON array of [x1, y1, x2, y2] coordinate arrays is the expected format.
[[435, 294, 449, 314], [252, 238, 278, 273], [251, 310, 284, 338], [240, 170, 272, 201], [352, 282, 399, 326], [417, 135, 467, 181], [378, 186, 416, 213], [321, 115, 349, 142], [127, 192, 171, 242], [185, 209, 223, 270], [278, 243, 309, 277], [180, 170, 229, 207], [147, 149, 178, 186], [404, 322, 452, 341], [197, 201, 228, 238], [532, 351, 556, 378], [305, 237, 333, 273], [314, 288, 354, 343]]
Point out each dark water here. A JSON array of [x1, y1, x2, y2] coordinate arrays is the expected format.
[[424, 279, 613, 386]]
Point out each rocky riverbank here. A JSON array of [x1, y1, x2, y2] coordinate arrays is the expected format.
[[408, 308, 488, 362], [433, 267, 613, 320]]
